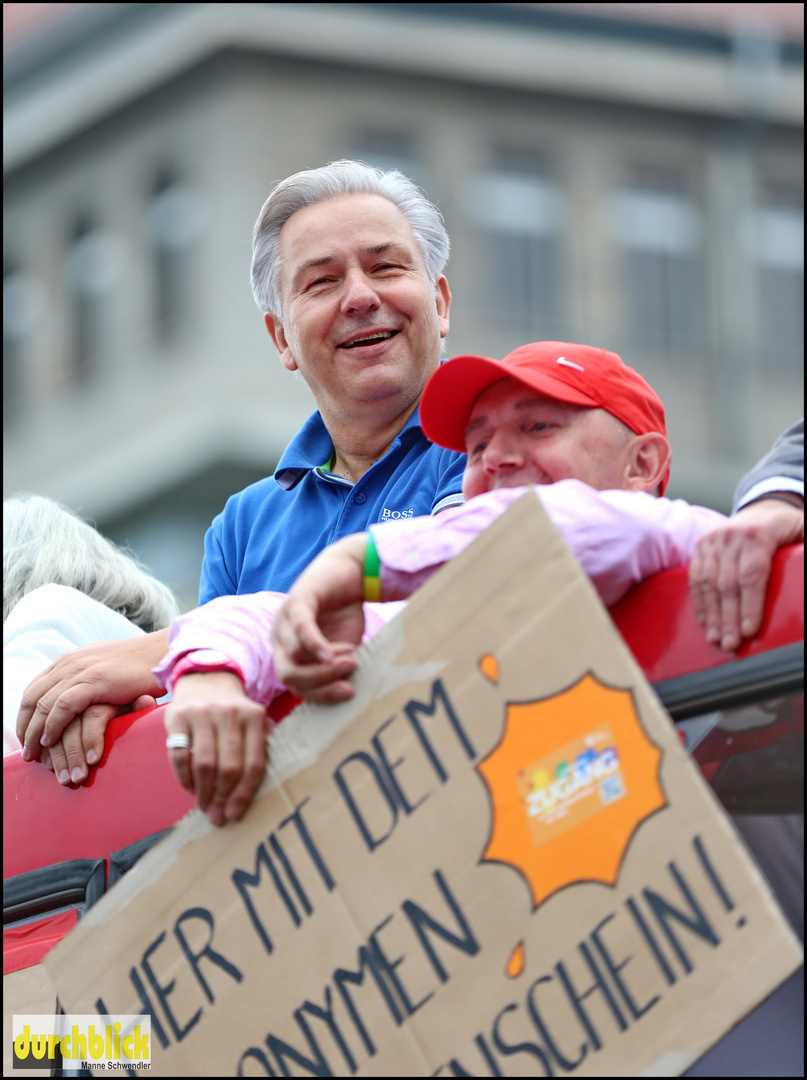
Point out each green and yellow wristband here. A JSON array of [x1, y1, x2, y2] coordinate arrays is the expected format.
[[363, 531, 382, 602]]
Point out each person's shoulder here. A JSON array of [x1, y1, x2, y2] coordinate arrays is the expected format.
[[394, 433, 465, 506], [226, 474, 281, 505], [5, 583, 96, 629], [403, 422, 465, 472], [215, 475, 284, 522], [212, 411, 332, 526], [3, 584, 143, 646]]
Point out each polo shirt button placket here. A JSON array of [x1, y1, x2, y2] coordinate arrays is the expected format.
[[355, 492, 366, 504]]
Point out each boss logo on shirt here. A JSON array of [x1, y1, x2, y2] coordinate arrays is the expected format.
[[380, 507, 415, 520]]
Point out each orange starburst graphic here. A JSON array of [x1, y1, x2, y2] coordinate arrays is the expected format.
[[477, 671, 666, 909]]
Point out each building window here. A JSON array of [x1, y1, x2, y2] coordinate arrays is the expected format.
[[611, 173, 702, 356], [4, 257, 26, 425], [65, 215, 122, 383], [743, 192, 803, 371], [467, 151, 563, 336], [4, 257, 44, 424], [146, 169, 203, 346]]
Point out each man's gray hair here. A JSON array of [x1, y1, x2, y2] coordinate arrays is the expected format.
[[3, 494, 181, 632], [250, 160, 450, 317]]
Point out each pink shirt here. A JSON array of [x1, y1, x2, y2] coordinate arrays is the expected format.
[[372, 481, 725, 607], [154, 481, 725, 708]]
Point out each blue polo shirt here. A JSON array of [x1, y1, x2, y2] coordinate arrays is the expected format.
[[199, 407, 466, 602]]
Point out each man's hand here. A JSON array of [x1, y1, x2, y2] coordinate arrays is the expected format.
[[272, 534, 368, 701], [689, 496, 804, 651], [165, 672, 268, 826], [16, 630, 170, 773], [39, 695, 158, 785]]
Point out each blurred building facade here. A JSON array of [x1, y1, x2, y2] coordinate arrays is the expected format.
[[4, 2, 804, 609]]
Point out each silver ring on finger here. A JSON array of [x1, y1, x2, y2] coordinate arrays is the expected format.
[[166, 733, 192, 751]]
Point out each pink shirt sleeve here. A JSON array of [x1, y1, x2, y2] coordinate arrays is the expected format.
[[153, 483, 725, 707], [152, 592, 405, 708], [372, 482, 726, 607]]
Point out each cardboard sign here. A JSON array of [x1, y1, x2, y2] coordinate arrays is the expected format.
[[45, 493, 802, 1076]]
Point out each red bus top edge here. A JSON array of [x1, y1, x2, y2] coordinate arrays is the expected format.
[[3, 545, 803, 882]]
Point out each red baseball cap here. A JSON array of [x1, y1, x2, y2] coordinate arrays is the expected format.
[[420, 341, 670, 493]]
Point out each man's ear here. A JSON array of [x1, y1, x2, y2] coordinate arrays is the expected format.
[[625, 433, 672, 494], [435, 275, 451, 339], [264, 312, 297, 372]]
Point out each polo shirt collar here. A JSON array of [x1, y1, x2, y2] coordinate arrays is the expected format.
[[274, 407, 424, 491]]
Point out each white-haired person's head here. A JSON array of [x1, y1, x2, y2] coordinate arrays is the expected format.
[[3, 494, 180, 632], [250, 159, 450, 319]]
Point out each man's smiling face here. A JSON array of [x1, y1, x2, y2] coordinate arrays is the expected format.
[[461, 377, 637, 499], [266, 193, 450, 422]]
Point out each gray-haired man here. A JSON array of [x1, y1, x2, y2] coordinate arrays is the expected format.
[[17, 161, 465, 787]]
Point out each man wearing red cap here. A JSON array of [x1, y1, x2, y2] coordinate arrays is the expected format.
[[419, 340, 672, 497], [155, 342, 725, 825]]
